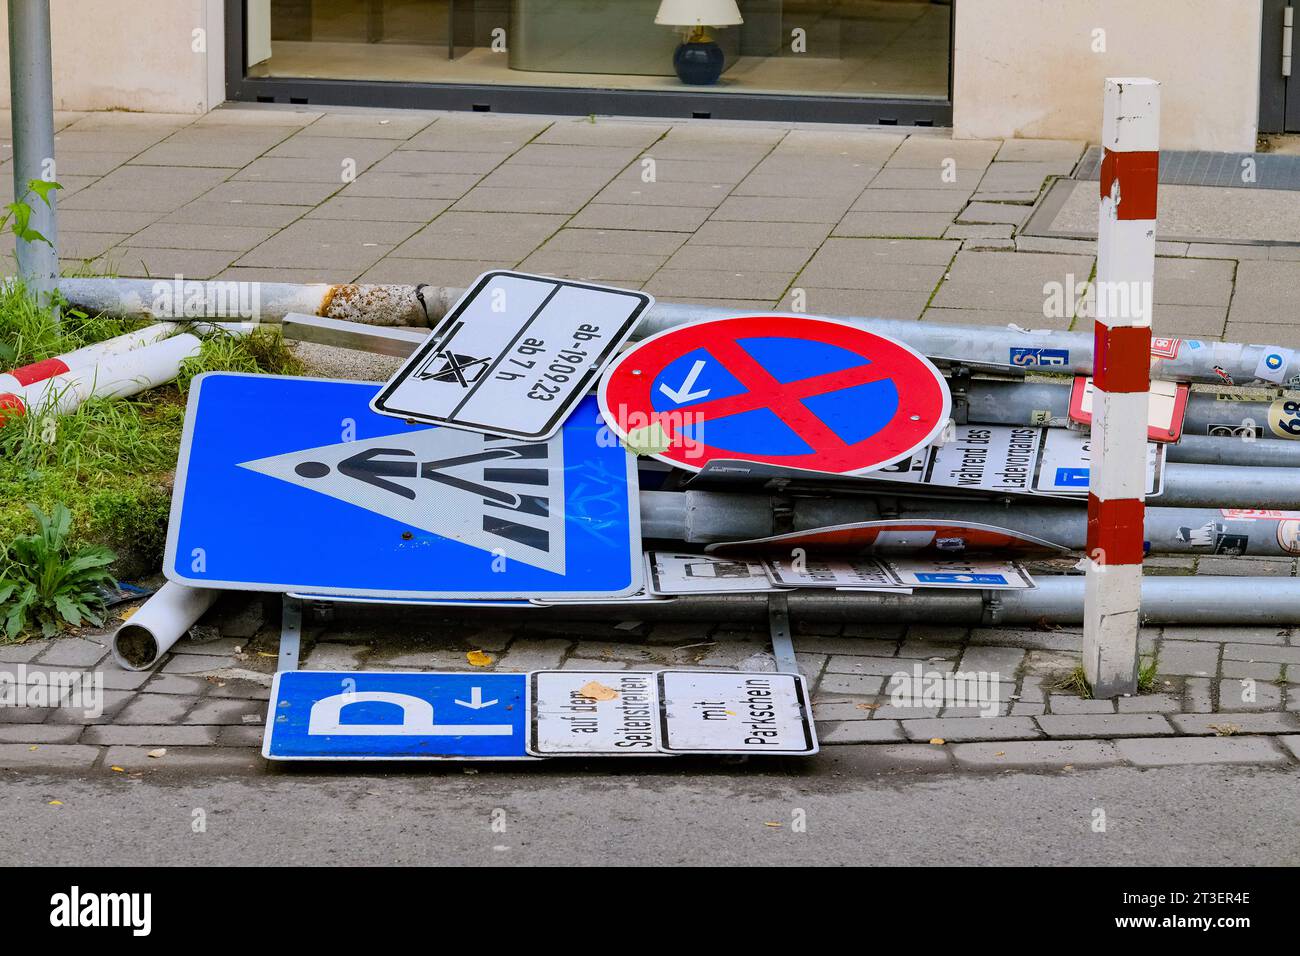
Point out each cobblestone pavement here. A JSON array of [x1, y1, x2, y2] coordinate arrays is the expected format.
[[2, 591, 1297, 774], [6, 103, 1297, 346]]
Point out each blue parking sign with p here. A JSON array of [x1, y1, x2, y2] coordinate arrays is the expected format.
[[265, 671, 532, 760]]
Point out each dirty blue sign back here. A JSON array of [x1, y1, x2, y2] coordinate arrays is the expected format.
[[164, 373, 641, 600], [265, 671, 531, 760]]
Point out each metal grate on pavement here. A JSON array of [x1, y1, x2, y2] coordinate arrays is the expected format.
[[1074, 147, 1300, 190]]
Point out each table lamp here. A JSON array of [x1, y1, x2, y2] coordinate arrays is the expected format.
[[655, 0, 744, 86]]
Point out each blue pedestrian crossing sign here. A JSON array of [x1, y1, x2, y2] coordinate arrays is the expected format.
[[264, 670, 532, 760], [164, 373, 641, 600]]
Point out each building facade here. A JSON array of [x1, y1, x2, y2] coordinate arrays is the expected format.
[[0, 1, 1282, 150]]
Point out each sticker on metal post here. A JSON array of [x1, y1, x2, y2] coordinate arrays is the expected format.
[[598, 315, 951, 475], [657, 670, 817, 756], [372, 271, 652, 441], [1254, 347, 1295, 385], [528, 671, 663, 756], [165, 373, 642, 600], [263, 670, 534, 761]]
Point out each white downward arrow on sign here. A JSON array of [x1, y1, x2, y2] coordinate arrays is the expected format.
[[455, 687, 499, 710], [658, 359, 711, 404]]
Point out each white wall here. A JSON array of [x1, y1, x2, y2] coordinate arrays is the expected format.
[[954, 0, 1262, 150], [0, 0, 221, 114]]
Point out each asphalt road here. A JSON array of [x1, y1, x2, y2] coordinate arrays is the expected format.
[[3, 758, 1297, 866]]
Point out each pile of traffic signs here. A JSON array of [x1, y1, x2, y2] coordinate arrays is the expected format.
[[154, 270, 1276, 762], [166, 273, 1049, 606]]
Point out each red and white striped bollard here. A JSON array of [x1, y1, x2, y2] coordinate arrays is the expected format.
[[1085, 77, 1159, 697]]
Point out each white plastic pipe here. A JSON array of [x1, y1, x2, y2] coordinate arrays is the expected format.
[[0, 329, 252, 417], [0, 322, 178, 393], [111, 582, 221, 670], [7, 333, 202, 416]]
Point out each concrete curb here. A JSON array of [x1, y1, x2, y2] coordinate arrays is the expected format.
[[1, 734, 1297, 776]]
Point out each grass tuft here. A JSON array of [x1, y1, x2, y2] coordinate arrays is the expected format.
[[0, 285, 302, 582], [1055, 665, 1092, 699], [1054, 655, 1160, 700]]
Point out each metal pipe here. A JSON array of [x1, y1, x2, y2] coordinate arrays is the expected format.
[[45, 278, 1300, 388], [1157, 462, 1300, 508], [0, 323, 257, 419], [637, 489, 1300, 557], [56, 277, 437, 328], [639, 302, 1294, 390], [1166, 434, 1300, 467], [967, 380, 1300, 447], [8, 0, 57, 306], [111, 582, 221, 670], [281, 312, 429, 357], [1183, 396, 1297, 442], [671, 576, 1300, 625], [991, 575, 1300, 626], [331, 576, 1300, 626]]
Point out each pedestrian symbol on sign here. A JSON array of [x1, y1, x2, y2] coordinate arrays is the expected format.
[[240, 427, 567, 573], [293, 443, 541, 507]]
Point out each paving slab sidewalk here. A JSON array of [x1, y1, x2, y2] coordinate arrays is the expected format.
[[15, 103, 1298, 347]]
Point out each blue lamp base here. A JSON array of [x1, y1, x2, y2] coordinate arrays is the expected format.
[[673, 41, 725, 85]]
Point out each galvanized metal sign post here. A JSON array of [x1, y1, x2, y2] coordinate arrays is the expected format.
[[8, 0, 58, 308]]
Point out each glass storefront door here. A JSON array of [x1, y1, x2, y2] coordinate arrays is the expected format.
[[238, 0, 952, 119]]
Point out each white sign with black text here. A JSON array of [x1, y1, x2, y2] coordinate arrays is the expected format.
[[529, 671, 663, 756], [764, 556, 899, 590], [763, 556, 1033, 591], [647, 551, 777, 595], [869, 424, 1045, 495], [657, 671, 818, 755], [372, 271, 652, 440], [1033, 426, 1164, 496]]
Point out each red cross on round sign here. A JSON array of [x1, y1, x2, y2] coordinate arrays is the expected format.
[[598, 315, 951, 474]]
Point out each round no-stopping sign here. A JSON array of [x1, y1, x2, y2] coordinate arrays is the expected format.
[[598, 315, 951, 474]]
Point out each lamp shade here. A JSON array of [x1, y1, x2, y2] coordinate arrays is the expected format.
[[655, 0, 743, 27]]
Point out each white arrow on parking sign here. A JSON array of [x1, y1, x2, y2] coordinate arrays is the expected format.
[[455, 687, 498, 710]]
